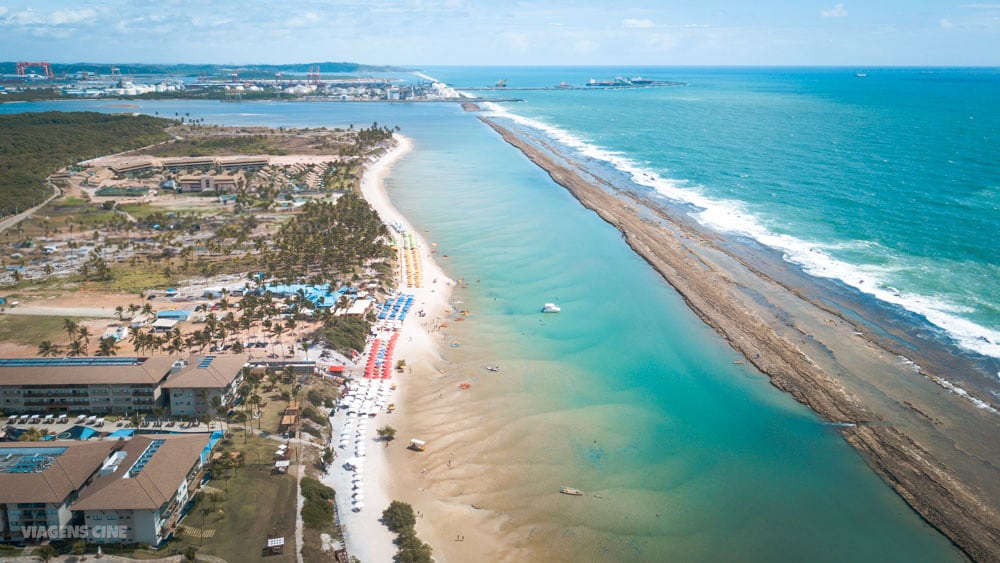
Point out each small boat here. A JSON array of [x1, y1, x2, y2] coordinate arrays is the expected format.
[[486, 365, 500, 372], [560, 487, 584, 496], [459, 383, 471, 390], [542, 303, 561, 313]]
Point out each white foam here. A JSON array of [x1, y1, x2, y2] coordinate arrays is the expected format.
[[932, 376, 1000, 415], [479, 102, 1000, 361]]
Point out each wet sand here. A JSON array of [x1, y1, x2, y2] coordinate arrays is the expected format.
[[479, 117, 1000, 560]]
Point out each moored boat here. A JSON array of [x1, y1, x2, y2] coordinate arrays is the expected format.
[[560, 486, 584, 496], [542, 303, 561, 313]]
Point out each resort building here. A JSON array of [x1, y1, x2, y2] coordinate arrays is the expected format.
[[72, 434, 211, 546], [162, 157, 215, 173], [111, 160, 157, 177], [162, 355, 249, 417], [176, 174, 239, 193], [0, 357, 177, 416], [0, 440, 119, 543], [218, 156, 269, 171]]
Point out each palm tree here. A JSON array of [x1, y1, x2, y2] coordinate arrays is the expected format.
[[18, 426, 49, 441], [211, 395, 228, 432], [66, 339, 87, 357], [37, 340, 61, 357], [115, 305, 125, 321], [76, 326, 92, 348], [33, 543, 58, 562], [62, 318, 79, 341], [95, 336, 119, 356], [270, 323, 285, 357], [228, 410, 247, 442]]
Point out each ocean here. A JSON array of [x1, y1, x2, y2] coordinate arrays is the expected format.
[[4, 66, 994, 559]]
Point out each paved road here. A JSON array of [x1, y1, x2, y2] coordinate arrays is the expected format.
[[1, 305, 120, 318], [0, 182, 60, 234]]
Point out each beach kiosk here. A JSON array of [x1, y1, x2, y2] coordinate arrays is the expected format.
[[264, 536, 285, 556], [408, 438, 426, 452]]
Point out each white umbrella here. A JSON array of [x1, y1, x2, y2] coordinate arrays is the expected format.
[[352, 491, 364, 500]]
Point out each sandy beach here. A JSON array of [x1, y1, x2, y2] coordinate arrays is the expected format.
[[478, 117, 1000, 560], [323, 134, 464, 561]]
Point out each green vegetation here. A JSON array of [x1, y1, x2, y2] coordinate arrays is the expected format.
[[147, 135, 289, 157], [0, 88, 64, 103], [377, 425, 398, 443], [301, 477, 336, 531], [265, 194, 392, 280], [382, 501, 433, 563], [157, 435, 296, 562], [0, 111, 173, 216], [321, 316, 371, 356]]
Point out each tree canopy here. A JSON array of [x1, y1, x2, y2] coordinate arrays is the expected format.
[[0, 111, 173, 216]]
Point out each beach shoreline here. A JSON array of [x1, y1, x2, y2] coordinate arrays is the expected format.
[[479, 116, 1000, 560], [326, 134, 484, 562]]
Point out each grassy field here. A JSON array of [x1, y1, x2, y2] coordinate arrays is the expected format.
[[0, 315, 83, 346]]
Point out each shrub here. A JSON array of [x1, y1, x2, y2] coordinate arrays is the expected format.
[[381, 500, 416, 534], [301, 477, 335, 501]]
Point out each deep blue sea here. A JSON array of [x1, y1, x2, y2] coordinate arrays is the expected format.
[[4, 66, 994, 559]]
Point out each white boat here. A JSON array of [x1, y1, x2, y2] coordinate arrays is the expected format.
[[560, 486, 584, 496], [542, 303, 561, 313]]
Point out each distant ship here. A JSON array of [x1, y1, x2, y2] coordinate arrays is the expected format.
[[587, 78, 620, 87], [542, 303, 561, 313], [855, 73, 868, 78], [629, 76, 654, 85]]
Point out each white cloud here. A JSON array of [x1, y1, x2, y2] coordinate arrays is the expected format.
[[820, 3, 848, 18], [50, 8, 96, 25], [286, 11, 321, 27], [623, 18, 655, 28], [940, 18, 956, 28], [2, 7, 96, 26], [0, 7, 7, 17]]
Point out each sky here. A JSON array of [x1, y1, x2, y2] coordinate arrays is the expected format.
[[0, 0, 998, 66]]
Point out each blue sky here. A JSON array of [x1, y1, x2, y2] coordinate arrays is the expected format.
[[1, 1, 997, 66]]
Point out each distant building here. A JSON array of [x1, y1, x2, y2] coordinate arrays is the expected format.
[[218, 156, 269, 171], [111, 160, 157, 176], [155, 310, 191, 321], [150, 319, 179, 333], [0, 440, 120, 543], [162, 355, 248, 417], [279, 400, 300, 433], [176, 174, 238, 192], [162, 158, 215, 173], [73, 434, 212, 546]]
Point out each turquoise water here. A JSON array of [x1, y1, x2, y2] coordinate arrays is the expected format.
[[1, 71, 977, 558], [427, 66, 1000, 370]]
